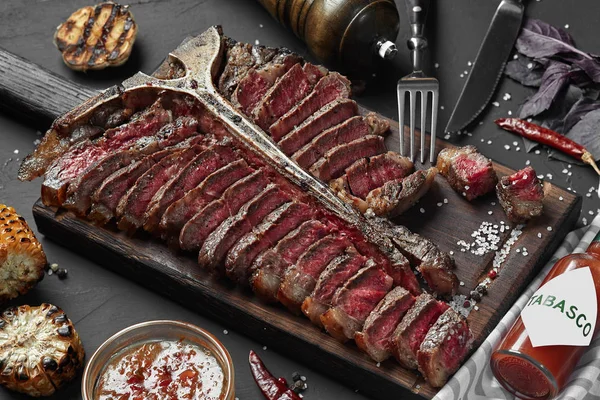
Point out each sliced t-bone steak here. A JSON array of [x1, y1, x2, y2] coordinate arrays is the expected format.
[[269, 72, 351, 140], [225, 202, 314, 284], [496, 166, 544, 223], [277, 235, 352, 314], [310, 135, 387, 182], [355, 287, 416, 362], [321, 264, 393, 342], [252, 63, 314, 130], [143, 144, 238, 233], [159, 159, 253, 239], [345, 152, 414, 199], [392, 293, 449, 369], [417, 308, 473, 388], [179, 169, 270, 251], [277, 99, 358, 153], [303, 63, 328, 85], [292, 116, 370, 169], [198, 185, 290, 273], [301, 250, 368, 327]]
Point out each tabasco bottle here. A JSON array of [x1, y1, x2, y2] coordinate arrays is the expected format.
[[491, 231, 600, 399]]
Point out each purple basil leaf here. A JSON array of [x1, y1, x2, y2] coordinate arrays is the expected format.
[[550, 109, 600, 162], [519, 62, 571, 118], [584, 87, 600, 100], [551, 96, 600, 133], [505, 56, 544, 87], [516, 18, 580, 59], [575, 57, 600, 83]]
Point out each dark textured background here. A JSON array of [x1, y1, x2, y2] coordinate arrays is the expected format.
[[0, 0, 598, 399]]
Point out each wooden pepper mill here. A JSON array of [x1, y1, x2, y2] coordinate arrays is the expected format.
[[256, 0, 400, 77]]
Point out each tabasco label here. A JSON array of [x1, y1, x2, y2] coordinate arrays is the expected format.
[[521, 267, 597, 347]]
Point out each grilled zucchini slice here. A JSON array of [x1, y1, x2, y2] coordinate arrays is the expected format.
[[53, 2, 138, 71], [0, 304, 85, 397]]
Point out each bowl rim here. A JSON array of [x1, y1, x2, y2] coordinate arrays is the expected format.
[[81, 319, 235, 400]]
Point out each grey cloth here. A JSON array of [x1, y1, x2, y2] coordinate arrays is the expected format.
[[435, 215, 600, 400]]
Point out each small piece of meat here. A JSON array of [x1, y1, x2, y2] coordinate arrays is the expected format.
[[392, 293, 449, 369], [437, 145, 497, 201], [251, 220, 330, 302], [159, 160, 253, 239], [301, 251, 367, 327], [292, 116, 370, 169], [179, 170, 270, 251], [355, 287, 416, 362], [198, 185, 290, 273], [496, 166, 544, 223], [143, 144, 238, 233], [225, 203, 314, 284], [116, 147, 201, 233], [252, 63, 314, 130], [89, 149, 176, 225], [365, 168, 438, 218], [310, 135, 387, 182], [321, 265, 393, 342], [346, 152, 414, 199], [277, 235, 351, 314], [303, 63, 328, 85], [269, 72, 351, 140], [277, 99, 358, 153], [417, 308, 473, 388], [365, 112, 391, 136]]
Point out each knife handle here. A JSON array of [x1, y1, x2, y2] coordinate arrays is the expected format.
[[404, 0, 430, 27]]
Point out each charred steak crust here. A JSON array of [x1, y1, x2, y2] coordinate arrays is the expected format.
[[496, 166, 544, 223], [345, 152, 414, 200]]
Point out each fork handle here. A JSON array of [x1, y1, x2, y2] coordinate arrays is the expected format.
[[404, 0, 430, 72]]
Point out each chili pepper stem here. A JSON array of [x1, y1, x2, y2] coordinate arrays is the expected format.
[[582, 152, 600, 176]]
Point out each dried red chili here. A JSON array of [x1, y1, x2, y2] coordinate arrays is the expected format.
[[495, 118, 600, 176], [249, 350, 302, 400]]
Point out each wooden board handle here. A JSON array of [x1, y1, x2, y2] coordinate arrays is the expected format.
[[0, 47, 98, 130]]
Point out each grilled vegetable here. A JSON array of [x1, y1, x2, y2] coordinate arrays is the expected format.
[[0, 304, 85, 397], [0, 205, 46, 303], [53, 2, 138, 71]]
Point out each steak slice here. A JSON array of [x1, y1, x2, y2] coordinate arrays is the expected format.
[[303, 63, 328, 85], [365, 112, 391, 136], [269, 72, 351, 141], [251, 220, 330, 302], [198, 185, 290, 273], [496, 166, 544, 223], [89, 148, 178, 224], [143, 144, 238, 233], [225, 202, 314, 284], [159, 160, 253, 239], [392, 293, 449, 369], [179, 170, 270, 251], [355, 287, 416, 362], [277, 99, 358, 154], [310, 135, 387, 182], [345, 152, 414, 199], [301, 251, 368, 327], [277, 235, 352, 314], [437, 145, 497, 201], [417, 308, 473, 388], [321, 264, 393, 342], [252, 63, 314, 130], [292, 116, 370, 169]]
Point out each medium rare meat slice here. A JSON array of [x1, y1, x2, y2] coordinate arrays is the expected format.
[[310, 135, 387, 182], [252, 63, 314, 130], [159, 160, 253, 239], [345, 152, 414, 199], [355, 287, 416, 362], [225, 202, 314, 283], [303, 63, 327, 85], [301, 251, 368, 327], [269, 72, 351, 140], [437, 145, 497, 201], [89, 148, 177, 224], [392, 293, 449, 369], [321, 264, 393, 342], [277, 99, 358, 153], [277, 235, 351, 313], [198, 185, 290, 272], [496, 166, 544, 223], [179, 170, 270, 251], [143, 144, 238, 233], [417, 308, 473, 387], [292, 116, 370, 169], [251, 220, 330, 302]]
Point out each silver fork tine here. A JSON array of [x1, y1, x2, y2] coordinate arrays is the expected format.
[[398, 90, 405, 156], [420, 91, 426, 164], [430, 89, 438, 163], [409, 90, 416, 161]]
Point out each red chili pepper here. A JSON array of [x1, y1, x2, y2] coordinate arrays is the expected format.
[[249, 351, 302, 400], [495, 118, 600, 176]]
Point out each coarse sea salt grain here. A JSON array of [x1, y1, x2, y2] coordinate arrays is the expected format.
[[492, 102, 500, 107], [508, 111, 513, 116], [512, 141, 518, 146], [460, 74, 464, 78], [547, 226, 553, 231], [526, 160, 531, 166], [583, 218, 588, 225], [420, 208, 425, 214], [457, 221, 502, 256], [437, 202, 443, 207], [13, 149, 18, 154], [535, 150, 541, 155], [527, 63, 534, 69], [468, 61, 473, 66], [444, 198, 449, 204], [559, 196, 564, 201], [565, 24, 570, 28], [504, 145, 511, 150], [435, 63, 440, 68], [255, 39, 260, 45], [487, 140, 492, 145]]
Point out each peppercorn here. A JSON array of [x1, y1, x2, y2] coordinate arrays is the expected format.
[[56, 268, 68, 279], [469, 290, 482, 302]]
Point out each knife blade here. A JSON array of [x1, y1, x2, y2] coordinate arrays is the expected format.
[[445, 0, 524, 133]]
